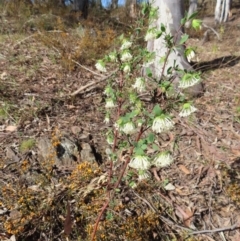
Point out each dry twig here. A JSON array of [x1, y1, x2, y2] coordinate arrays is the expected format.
[[70, 68, 118, 96]]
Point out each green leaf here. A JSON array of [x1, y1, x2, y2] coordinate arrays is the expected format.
[[160, 23, 166, 32], [141, 144, 148, 150], [152, 143, 159, 151], [106, 211, 114, 220], [135, 27, 142, 32], [133, 141, 138, 148], [146, 67, 152, 77], [156, 30, 162, 39], [179, 34, 189, 45], [147, 133, 155, 143], [159, 56, 166, 64], [187, 12, 198, 21], [129, 181, 137, 188], [134, 147, 145, 156], [138, 139, 144, 146], [180, 16, 187, 25], [127, 171, 134, 178], [119, 34, 124, 41], [167, 66, 173, 75], [192, 19, 202, 30], [152, 105, 162, 116], [162, 179, 169, 186]]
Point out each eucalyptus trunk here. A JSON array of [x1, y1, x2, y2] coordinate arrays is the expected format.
[[147, 0, 203, 97]]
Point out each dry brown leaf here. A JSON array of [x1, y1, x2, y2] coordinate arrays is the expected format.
[[216, 125, 223, 136], [5, 125, 17, 132], [175, 206, 195, 229], [175, 186, 191, 195], [178, 164, 191, 175], [67, 105, 75, 110], [71, 126, 82, 135], [175, 188, 184, 195], [230, 232, 240, 241], [0, 71, 7, 80], [201, 137, 227, 160], [231, 146, 240, 156]]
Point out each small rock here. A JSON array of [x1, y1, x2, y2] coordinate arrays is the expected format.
[[80, 143, 96, 163]]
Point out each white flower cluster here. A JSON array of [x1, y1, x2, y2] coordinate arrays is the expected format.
[[123, 64, 131, 73], [179, 74, 201, 89], [129, 152, 174, 171], [105, 98, 115, 108], [109, 52, 117, 62], [186, 50, 195, 62], [104, 115, 110, 124], [179, 103, 197, 117], [104, 85, 113, 96], [121, 122, 135, 135], [121, 51, 132, 62], [138, 170, 151, 181], [129, 155, 150, 170], [152, 116, 174, 133], [106, 135, 114, 145], [120, 40, 132, 50], [132, 77, 146, 93], [95, 60, 106, 72], [145, 28, 158, 41], [153, 152, 173, 168]]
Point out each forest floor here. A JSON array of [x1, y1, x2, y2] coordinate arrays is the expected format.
[[0, 4, 240, 241]]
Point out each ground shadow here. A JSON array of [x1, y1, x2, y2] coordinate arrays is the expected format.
[[193, 55, 240, 72]]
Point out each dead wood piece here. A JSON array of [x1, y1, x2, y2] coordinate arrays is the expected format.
[[70, 68, 118, 96]]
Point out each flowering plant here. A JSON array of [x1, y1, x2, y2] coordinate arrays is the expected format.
[[92, 4, 202, 240]]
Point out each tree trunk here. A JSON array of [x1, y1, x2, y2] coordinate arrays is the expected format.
[[125, 0, 137, 19], [111, 0, 118, 9], [185, 0, 198, 28], [95, 0, 102, 9], [147, 0, 203, 97], [72, 0, 89, 19], [215, 0, 231, 23], [147, 0, 189, 76]]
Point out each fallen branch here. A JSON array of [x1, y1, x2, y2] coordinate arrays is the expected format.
[[201, 23, 221, 44], [72, 60, 105, 77], [13, 34, 36, 48], [190, 224, 240, 235], [70, 68, 118, 96]]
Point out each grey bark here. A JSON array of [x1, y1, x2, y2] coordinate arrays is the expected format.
[[185, 0, 198, 28], [186, 0, 232, 26], [72, 0, 89, 19], [111, 0, 118, 9], [147, 0, 189, 76], [95, 0, 102, 8], [91, 0, 102, 8], [215, 0, 231, 23], [147, 0, 203, 97], [125, 0, 137, 19]]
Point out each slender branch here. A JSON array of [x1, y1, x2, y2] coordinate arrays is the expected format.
[[70, 68, 118, 96], [72, 60, 105, 77], [13, 34, 36, 48], [113, 127, 144, 189], [190, 224, 240, 235], [159, 23, 185, 81], [91, 124, 144, 240], [90, 195, 110, 241], [133, 192, 240, 236], [91, 71, 124, 241]]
